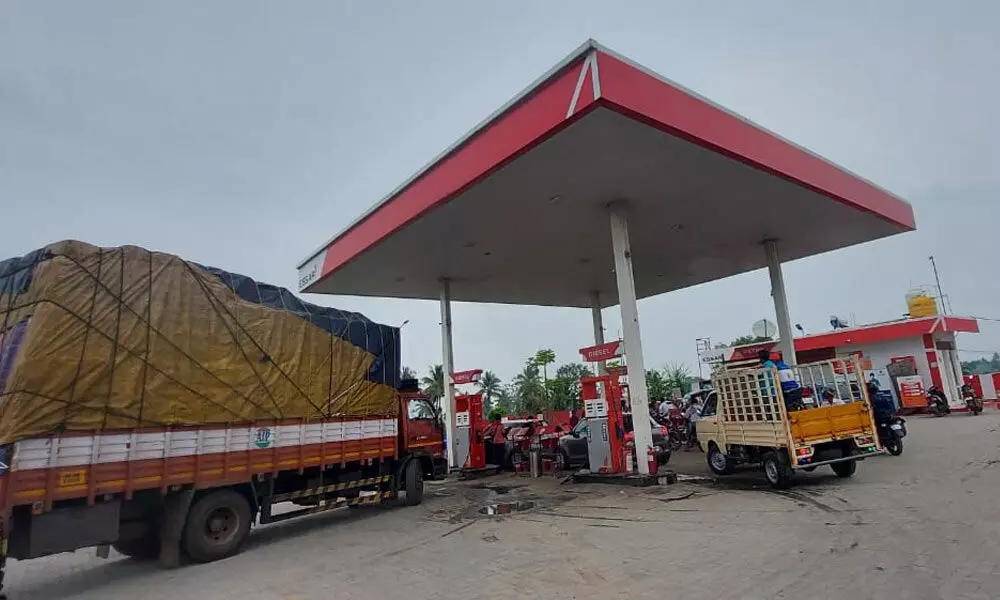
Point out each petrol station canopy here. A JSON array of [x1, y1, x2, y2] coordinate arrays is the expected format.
[[298, 40, 915, 307]]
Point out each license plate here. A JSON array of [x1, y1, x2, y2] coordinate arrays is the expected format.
[[890, 424, 902, 430]]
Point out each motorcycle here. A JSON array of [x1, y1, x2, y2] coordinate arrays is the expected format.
[[876, 415, 906, 456], [926, 385, 950, 417], [962, 385, 984, 416]]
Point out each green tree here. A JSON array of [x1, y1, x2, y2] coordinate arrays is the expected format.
[[421, 364, 445, 402], [513, 359, 545, 415], [728, 335, 773, 346], [645, 368, 669, 401], [478, 370, 502, 411], [401, 366, 417, 380], [533, 349, 557, 398], [548, 363, 592, 410], [495, 385, 516, 415], [961, 352, 1000, 375], [663, 362, 694, 396]]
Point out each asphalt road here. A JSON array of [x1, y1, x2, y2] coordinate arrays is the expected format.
[[5, 411, 999, 599]]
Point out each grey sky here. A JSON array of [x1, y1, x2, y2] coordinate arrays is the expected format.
[[2, 1, 998, 383]]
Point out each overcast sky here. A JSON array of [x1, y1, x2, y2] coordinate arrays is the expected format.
[[2, 1, 998, 383]]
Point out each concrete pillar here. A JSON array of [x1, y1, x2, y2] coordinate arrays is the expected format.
[[764, 240, 795, 365], [609, 203, 653, 474], [439, 279, 457, 469], [591, 291, 606, 374]]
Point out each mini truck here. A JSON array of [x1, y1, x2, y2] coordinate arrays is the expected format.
[[696, 358, 883, 488], [0, 242, 447, 598]]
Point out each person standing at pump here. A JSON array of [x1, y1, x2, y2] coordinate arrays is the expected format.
[[758, 349, 803, 411]]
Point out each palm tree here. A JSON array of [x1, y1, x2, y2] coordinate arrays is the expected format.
[[663, 362, 694, 396], [513, 360, 545, 415], [533, 349, 556, 402], [401, 366, 416, 380], [478, 370, 502, 412], [421, 364, 445, 402], [417, 364, 445, 424]]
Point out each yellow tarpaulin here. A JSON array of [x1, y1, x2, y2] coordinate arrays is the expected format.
[[0, 241, 399, 444]]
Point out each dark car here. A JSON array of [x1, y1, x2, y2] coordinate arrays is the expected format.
[[557, 416, 671, 470]]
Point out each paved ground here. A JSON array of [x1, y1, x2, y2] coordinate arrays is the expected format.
[[5, 412, 999, 599]]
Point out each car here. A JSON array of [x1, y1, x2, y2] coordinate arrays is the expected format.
[[557, 416, 671, 470]]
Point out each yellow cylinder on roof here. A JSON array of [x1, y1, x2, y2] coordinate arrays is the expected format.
[[906, 290, 938, 318]]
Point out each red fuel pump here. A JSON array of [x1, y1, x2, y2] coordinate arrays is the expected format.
[[580, 374, 627, 473], [455, 392, 486, 470]]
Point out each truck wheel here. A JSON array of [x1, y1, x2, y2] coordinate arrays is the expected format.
[[403, 459, 424, 506], [762, 451, 793, 489], [707, 444, 734, 475], [182, 489, 252, 563], [113, 535, 161, 560], [831, 460, 857, 478]]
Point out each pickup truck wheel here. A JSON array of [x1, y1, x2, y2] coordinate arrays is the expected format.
[[831, 460, 857, 478], [182, 490, 252, 563], [113, 535, 161, 560], [762, 451, 793, 489], [403, 459, 424, 506], [707, 444, 734, 475]]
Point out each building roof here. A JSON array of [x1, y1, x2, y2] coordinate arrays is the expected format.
[[723, 316, 980, 363]]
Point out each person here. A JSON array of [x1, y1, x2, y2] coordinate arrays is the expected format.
[[483, 413, 506, 466], [684, 395, 702, 449], [758, 349, 803, 411], [820, 388, 841, 406], [569, 408, 580, 429], [657, 398, 672, 420]]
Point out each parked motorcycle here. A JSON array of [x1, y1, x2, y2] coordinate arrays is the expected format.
[[962, 384, 984, 416], [927, 385, 950, 417], [876, 415, 906, 456]]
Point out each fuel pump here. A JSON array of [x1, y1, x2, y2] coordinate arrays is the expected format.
[[455, 392, 485, 470], [580, 374, 627, 473], [451, 369, 496, 476]]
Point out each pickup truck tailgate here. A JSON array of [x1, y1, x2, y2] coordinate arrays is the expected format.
[[788, 402, 874, 445]]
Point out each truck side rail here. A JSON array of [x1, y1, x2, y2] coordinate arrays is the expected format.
[[1, 416, 399, 511]]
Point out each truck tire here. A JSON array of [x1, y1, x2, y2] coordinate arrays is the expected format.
[[762, 451, 793, 489], [182, 489, 252, 563], [707, 443, 734, 475], [403, 459, 424, 506], [831, 460, 857, 478], [113, 535, 161, 560]]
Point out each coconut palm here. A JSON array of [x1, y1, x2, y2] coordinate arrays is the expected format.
[[478, 370, 502, 411]]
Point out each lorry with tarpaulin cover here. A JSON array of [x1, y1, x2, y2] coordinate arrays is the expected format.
[[0, 241, 445, 597], [696, 358, 884, 488]]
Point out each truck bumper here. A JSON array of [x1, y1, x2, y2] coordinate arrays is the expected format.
[[792, 449, 885, 470]]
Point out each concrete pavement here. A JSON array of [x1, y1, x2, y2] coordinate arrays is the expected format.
[[5, 412, 999, 599]]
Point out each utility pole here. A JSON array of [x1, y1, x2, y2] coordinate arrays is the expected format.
[[929, 255, 947, 315]]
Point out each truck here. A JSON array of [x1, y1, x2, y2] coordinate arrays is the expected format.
[[696, 358, 883, 488], [0, 241, 446, 597]]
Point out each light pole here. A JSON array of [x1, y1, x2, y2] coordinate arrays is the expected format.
[[929, 256, 947, 314]]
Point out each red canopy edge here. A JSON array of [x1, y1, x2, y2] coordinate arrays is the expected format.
[[300, 41, 915, 292]]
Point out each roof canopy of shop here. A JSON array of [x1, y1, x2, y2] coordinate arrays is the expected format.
[[298, 40, 915, 308], [721, 316, 980, 363]]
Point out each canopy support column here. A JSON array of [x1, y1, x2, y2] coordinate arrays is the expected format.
[[764, 240, 795, 365], [591, 291, 606, 374], [609, 203, 653, 474], [439, 278, 457, 470]]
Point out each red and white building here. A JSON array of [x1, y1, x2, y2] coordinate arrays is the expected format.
[[711, 315, 981, 410]]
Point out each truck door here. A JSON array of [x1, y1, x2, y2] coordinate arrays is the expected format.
[[695, 391, 720, 446]]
